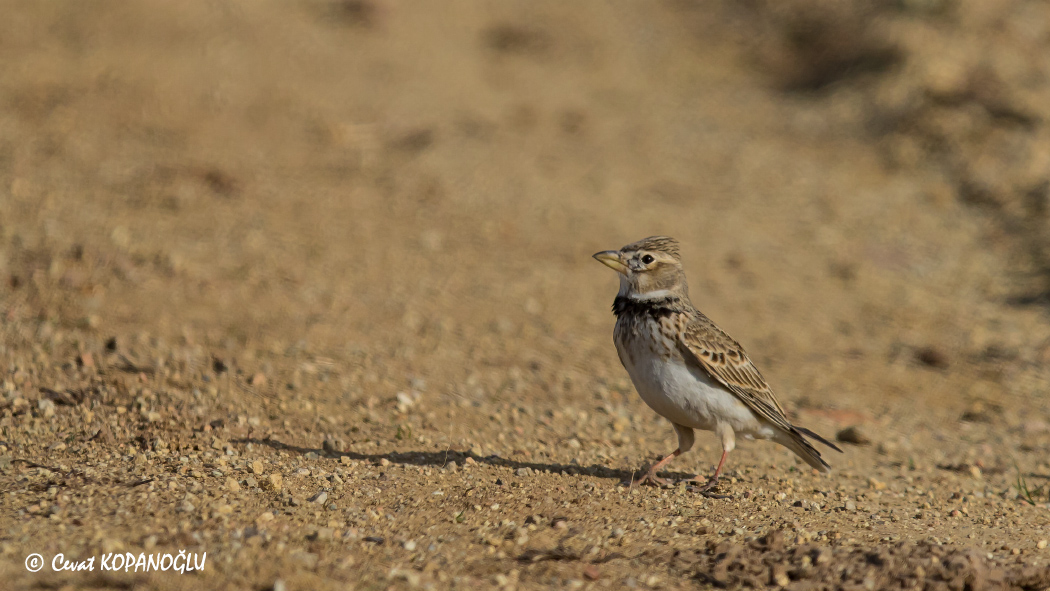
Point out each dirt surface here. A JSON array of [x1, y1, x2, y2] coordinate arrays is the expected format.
[[3, 1, 1050, 589]]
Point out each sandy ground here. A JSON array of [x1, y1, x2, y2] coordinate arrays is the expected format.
[[3, 1, 1050, 589]]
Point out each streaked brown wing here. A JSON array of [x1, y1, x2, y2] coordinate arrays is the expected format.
[[677, 312, 794, 432]]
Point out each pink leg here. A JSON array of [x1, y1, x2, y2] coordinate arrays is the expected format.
[[632, 449, 681, 487], [688, 449, 729, 497]]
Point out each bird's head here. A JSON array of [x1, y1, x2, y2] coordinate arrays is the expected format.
[[593, 236, 688, 299]]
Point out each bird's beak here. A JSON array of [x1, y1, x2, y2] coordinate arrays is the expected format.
[[593, 250, 627, 275]]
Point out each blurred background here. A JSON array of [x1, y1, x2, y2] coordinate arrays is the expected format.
[[4, 0, 1050, 407], [3, 0, 1050, 578]]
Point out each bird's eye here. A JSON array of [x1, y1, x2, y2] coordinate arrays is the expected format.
[[641, 255, 655, 264]]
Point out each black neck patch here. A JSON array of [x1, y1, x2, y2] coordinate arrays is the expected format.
[[612, 295, 680, 319]]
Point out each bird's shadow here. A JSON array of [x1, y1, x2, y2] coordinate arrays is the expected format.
[[232, 436, 706, 487]]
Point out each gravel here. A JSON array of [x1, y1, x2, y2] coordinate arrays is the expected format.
[[4, 1, 1050, 589]]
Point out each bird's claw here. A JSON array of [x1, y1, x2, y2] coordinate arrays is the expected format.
[[686, 477, 728, 499], [630, 471, 670, 487]]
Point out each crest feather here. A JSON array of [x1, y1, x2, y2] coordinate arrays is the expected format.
[[622, 236, 680, 259]]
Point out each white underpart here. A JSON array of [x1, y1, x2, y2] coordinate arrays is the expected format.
[[616, 273, 674, 300], [616, 334, 778, 452], [627, 289, 675, 301]]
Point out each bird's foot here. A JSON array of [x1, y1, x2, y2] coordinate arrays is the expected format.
[[686, 476, 728, 499], [631, 470, 671, 488]]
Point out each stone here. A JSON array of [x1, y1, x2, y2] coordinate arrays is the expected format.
[[264, 473, 283, 491], [37, 399, 56, 419], [311, 527, 335, 541], [583, 565, 601, 581], [836, 426, 870, 446]]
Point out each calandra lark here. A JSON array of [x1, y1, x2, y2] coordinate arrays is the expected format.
[[594, 236, 840, 496]]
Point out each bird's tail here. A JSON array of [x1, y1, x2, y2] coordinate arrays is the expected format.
[[796, 426, 843, 453], [775, 426, 841, 474]]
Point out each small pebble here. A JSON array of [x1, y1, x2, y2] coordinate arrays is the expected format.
[[915, 346, 949, 369], [836, 426, 870, 446], [311, 527, 335, 541], [264, 473, 283, 491], [583, 565, 601, 581]]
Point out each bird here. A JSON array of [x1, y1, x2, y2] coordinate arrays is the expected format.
[[593, 236, 841, 496]]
